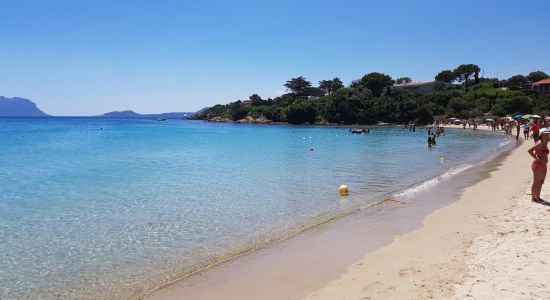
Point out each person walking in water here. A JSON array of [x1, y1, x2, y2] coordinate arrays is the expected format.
[[528, 131, 550, 202]]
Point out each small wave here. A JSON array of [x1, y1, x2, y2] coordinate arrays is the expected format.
[[395, 164, 474, 197], [499, 140, 512, 147]]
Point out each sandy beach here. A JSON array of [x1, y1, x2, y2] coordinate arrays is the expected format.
[[303, 137, 550, 299]]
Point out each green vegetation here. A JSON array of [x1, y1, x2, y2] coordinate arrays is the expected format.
[[194, 66, 550, 125]]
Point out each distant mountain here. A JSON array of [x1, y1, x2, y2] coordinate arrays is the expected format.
[[100, 109, 206, 119], [102, 110, 142, 117], [0, 96, 48, 117]]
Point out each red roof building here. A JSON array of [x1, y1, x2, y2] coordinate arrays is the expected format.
[[532, 79, 550, 93]]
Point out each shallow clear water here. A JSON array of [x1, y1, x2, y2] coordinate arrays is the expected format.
[[0, 118, 512, 299]]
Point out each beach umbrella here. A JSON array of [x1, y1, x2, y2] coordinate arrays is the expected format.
[[485, 118, 494, 122], [532, 114, 541, 119], [514, 114, 523, 119], [545, 116, 550, 120], [523, 115, 531, 119]]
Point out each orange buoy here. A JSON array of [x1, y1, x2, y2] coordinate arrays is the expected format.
[[339, 185, 349, 196]]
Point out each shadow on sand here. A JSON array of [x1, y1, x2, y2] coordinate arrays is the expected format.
[[533, 199, 550, 206]]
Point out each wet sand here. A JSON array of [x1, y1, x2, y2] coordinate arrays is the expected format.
[[145, 132, 522, 299]]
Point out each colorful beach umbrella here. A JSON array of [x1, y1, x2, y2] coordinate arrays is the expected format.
[[545, 116, 550, 120], [532, 114, 541, 119], [514, 114, 523, 119], [523, 115, 532, 119], [485, 118, 494, 122]]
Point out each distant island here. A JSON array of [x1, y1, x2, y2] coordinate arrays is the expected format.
[[101, 109, 206, 119], [0, 96, 49, 117], [193, 65, 550, 125]]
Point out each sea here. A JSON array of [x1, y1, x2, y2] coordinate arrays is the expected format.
[[0, 117, 514, 299]]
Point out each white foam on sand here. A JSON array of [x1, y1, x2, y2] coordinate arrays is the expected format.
[[395, 164, 474, 198]]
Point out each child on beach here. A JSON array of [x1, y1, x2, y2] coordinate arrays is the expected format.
[[528, 131, 550, 202]]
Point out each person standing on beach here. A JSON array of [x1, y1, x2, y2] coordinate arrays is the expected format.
[[516, 122, 521, 141], [531, 120, 540, 143], [528, 131, 550, 202], [524, 122, 531, 140]]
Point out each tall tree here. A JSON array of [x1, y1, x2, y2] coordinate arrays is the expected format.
[[249, 94, 262, 101], [319, 80, 333, 95], [284, 76, 312, 96], [359, 72, 394, 97], [527, 71, 550, 83], [435, 70, 456, 83], [395, 77, 412, 84], [453, 64, 480, 92], [319, 77, 344, 95], [330, 77, 344, 93], [508, 75, 527, 87]]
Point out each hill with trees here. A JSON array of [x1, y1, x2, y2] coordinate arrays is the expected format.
[[193, 66, 550, 125]]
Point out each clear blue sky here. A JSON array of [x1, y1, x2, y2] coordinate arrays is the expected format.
[[1, 0, 549, 116]]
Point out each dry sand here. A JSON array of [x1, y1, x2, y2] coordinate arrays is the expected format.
[[303, 140, 550, 299]]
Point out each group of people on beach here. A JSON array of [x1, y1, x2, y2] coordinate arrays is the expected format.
[[490, 116, 550, 203], [447, 116, 550, 204], [480, 116, 550, 203]]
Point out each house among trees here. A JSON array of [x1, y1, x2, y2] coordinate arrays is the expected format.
[[392, 81, 442, 93], [533, 79, 550, 93]]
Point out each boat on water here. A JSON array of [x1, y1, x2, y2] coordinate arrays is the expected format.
[[349, 128, 370, 134], [157, 117, 167, 121]]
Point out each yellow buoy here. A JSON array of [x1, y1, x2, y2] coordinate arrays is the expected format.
[[339, 185, 349, 196]]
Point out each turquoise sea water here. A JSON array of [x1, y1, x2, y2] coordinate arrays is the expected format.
[[0, 118, 512, 299]]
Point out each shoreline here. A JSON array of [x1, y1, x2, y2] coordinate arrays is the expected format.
[[144, 129, 518, 300], [303, 136, 549, 299]]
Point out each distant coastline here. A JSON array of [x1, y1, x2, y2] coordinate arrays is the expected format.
[[100, 109, 204, 119], [0, 97, 206, 119], [193, 66, 550, 126]]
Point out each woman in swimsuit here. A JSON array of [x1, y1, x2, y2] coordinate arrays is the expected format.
[[528, 131, 550, 202]]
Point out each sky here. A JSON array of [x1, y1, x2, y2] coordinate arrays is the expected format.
[[1, 0, 549, 116]]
